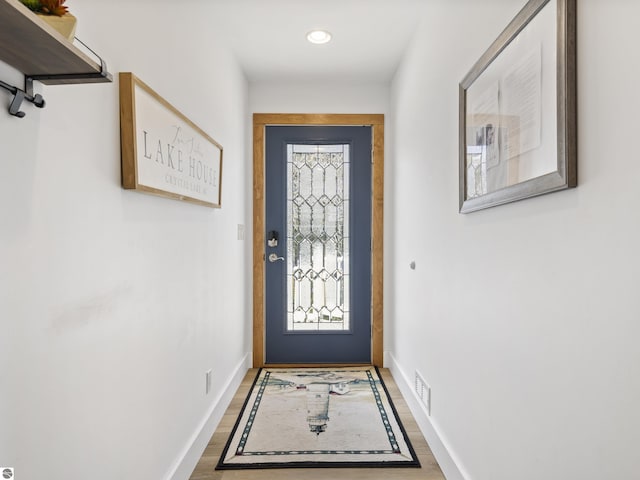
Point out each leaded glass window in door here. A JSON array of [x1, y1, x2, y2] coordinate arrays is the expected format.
[[286, 144, 350, 331]]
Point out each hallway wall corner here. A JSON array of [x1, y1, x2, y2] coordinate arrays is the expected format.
[[388, 352, 468, 480], [167, 353, 252, 480]]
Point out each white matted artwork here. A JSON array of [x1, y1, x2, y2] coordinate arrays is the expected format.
[[459, 0, 576, 213], [119, 72, 223, 208]]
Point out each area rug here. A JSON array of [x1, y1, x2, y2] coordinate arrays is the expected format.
[[216, 366, 420, 469]]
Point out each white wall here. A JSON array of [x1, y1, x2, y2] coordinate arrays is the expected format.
[[389, 1, 640, 480], [250, 80, 389, 114], [0, 2, 251, 479]]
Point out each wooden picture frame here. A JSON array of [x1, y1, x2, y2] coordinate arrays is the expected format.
[[119, 72, 223, 208], [459, 0, 576, 213]]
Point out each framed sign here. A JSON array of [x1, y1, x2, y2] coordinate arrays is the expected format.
[[119, 72, 223, 208], [459, 0, 576, 213]]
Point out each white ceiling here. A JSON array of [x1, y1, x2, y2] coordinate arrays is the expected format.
[[213, 0, 426, 83]]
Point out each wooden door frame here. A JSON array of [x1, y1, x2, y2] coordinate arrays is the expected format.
[[253, 113, 384, 368]]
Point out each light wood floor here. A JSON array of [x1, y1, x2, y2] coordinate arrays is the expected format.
[[189, 368, 445, 480]]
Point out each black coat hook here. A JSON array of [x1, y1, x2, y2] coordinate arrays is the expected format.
[[0, 77, 46, 118]]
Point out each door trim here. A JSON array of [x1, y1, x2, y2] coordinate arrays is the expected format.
[[253, 113, 384, 367]]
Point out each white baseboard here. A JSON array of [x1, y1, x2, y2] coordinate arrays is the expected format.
[[166, 352, 251, 480], [386, 351, 468, 480]]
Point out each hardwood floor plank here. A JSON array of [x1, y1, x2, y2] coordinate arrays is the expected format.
[[189, 368, 445, 480]]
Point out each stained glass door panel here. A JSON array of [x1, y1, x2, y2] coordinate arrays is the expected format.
[[287, 144, 350, 332]]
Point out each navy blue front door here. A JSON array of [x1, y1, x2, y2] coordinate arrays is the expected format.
[[265, 126, 372, 363]]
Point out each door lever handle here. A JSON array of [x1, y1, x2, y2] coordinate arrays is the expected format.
[[268, 253, 285, 263]]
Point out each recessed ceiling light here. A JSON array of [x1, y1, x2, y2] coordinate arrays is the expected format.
[[307, 30, 332, 45]]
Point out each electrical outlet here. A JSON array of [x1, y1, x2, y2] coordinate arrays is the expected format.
[[205, 369, 212, 395], [237, 224, 245, 241], [415, 370, 432, 416]]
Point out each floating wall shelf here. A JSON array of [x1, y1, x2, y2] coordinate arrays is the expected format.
[[0, 0, 112, 116]]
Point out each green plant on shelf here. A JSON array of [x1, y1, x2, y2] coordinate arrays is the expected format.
[[19, 0, 69, 16]]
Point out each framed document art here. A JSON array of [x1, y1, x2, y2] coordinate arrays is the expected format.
[[120, 72, 223, 208], [459, 0, 576, 213]]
